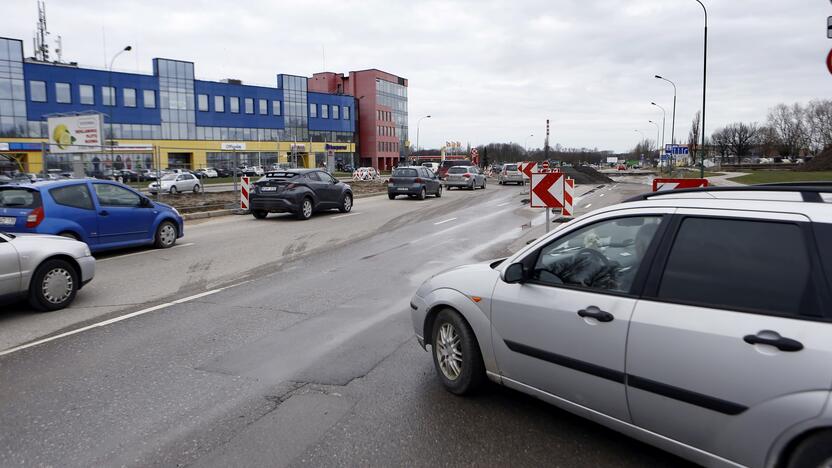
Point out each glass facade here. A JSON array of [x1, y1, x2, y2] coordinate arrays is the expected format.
[[155, 58, 195, 140], [278, 74, 307, 141], [0, 38, 26, 137], [376, 78, 408, 157], [206, 152, 280, 169]]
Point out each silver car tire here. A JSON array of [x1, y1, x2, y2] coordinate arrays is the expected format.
[[431, 308, 486, 395], [154, 221, 178, 249], [297, 198, 313, 220], [169, 185, 178, 194], [192, 184, 200, 193], [339, 193, 353, 213], [28, 259, 79, 312]]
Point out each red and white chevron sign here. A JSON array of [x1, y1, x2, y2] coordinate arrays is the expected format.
[[652, 178, 709, 192], [241, 176, 250, 210], [530, 172, 564, 208], [520, 161, 538, 179], [562, 178, 575, 216]]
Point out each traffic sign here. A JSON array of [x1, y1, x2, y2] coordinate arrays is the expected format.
[[240, 176, 250, 210], [652, 177, 709, 192], [664, 144, 689, 155], [562, 178, 575, 217], [828, 48, 832, 75], [530, 172, 564, 208], [520, 161, 538, 179], [541, 160, 550, 172], [828, 16, 832, 38]]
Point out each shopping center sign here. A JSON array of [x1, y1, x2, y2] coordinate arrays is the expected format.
[[47, 114, 103, 154]]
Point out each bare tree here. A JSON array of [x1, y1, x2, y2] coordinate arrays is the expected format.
[[711, 126, 731, 164], [725, 122, 760, 160], [767, 103, 807, 157], [688, 111, 701, 164], [758, 125, 781, 159], [805, 99, 832, 154], [631, 139, 655, 161]]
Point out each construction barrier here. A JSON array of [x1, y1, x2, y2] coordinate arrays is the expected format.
[[241, 176, 250, 210]]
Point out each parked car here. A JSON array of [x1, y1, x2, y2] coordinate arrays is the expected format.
[[0, 180, 183, 253], [195, 168, 219, 178], [444, 165, 487, 190], [148, 172, 200, 194], [0, 174, 12, 185], [249, 169, 352, 220], [498, 164, 524, 185], [388, 166, 442, 200], [438, 159, 472, 179], [242, 166, 265, 177], [411, 183, 832, 468], [0, 232, 95, 311]]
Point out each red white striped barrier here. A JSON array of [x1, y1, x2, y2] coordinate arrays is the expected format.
[[562, 178, 574, 217], [241, 176, 250, 210]]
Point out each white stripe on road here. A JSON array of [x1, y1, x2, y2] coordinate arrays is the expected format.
[[330, 212, 362, 219], [433, 217, 458, 225], [584, 203, 592, 208], [98, 242, 195, 262], [0, 282, 249, 358], [497, 202, 510, 207], [599, 193, 605, 197]]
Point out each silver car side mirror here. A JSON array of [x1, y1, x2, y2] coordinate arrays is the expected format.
[[503, 263, 526, 284]]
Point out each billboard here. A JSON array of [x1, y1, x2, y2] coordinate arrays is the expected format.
[[47, 114, 103, 154], [606, 157, 619, 164]]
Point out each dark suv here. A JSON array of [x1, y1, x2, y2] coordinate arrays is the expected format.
[[250, 169, 353, 220], [388, 166, 442, 200]]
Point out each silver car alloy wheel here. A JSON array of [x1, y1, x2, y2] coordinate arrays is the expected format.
[[436, 322, 463, 381], [344, 195, 352, 211], [159, 223, 176, 247], [41, 267, 74, 304], [303, 199, 313, 218]]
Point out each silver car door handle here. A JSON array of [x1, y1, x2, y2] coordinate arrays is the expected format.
[[577, 306, 614, 323], [743, 332, 803, 352]]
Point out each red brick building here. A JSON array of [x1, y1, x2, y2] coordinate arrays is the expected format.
[[309, 69, 408, 171]]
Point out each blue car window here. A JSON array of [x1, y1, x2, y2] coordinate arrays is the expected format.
[[50, 184, 94, 210], [93, 184, 141, 207]]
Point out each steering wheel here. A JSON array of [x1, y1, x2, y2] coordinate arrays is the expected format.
[[576, 248, 611, 267]]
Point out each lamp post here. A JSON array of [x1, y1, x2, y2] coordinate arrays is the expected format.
[[655, 75, 677, 146], [524, 134, 534, 157], [108, 45, 131, 174], [648, 120, 661, 169], [416, 115, 431, 152], [694, 0, 708, 178], [651, 102, 666, 152]]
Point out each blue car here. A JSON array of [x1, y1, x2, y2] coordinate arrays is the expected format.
[[0, 179, 184, 253]]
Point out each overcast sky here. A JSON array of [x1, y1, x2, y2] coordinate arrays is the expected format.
[[5, 0, 830, 152]]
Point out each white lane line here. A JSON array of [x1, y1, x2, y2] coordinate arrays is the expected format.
[[330, 212, 362, 219], [584, 203, 593, 208], [433, 217, 458, 226], [0, 282, 250, 358], [497, 202, 510, 207], [599, 193, 605, 197], [98, 242, 195, 262]]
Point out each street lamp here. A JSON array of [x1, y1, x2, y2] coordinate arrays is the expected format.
[[655, 75, 677, 146], [648, 120, 661, 169], [108, 45, 131, 174], [416, 115, 431, 152], [694, 0, 708, 177], [524, 134, 534, 156], [650, 102, 666, 152]]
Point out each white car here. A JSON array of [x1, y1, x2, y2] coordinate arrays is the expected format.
[[0, 232, 95, 311], [198, 168, 218, 178], [148, 172, 200, 194]]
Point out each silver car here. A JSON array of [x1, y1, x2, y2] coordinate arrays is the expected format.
[[498, 163, 524, 185], [444, 166, 486, 190], [411, 185, 832, 468], [0, 232, 95, 311]]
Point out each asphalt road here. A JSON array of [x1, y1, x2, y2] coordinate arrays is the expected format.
[[0, 177, 691, 467]]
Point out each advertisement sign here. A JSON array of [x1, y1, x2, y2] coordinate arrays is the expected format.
[[606, 157, 618, 164], [0, 143, 8, 151], [221, 142, 246, 151], [47, 114, 103, 153]]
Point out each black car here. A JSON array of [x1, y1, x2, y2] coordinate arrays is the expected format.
[[249, 169, 353, 220], [388, 166, 442, 200], [215, 167, 232, 178]]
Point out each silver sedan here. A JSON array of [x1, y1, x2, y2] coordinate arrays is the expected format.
[[0, 232, 95, 311]]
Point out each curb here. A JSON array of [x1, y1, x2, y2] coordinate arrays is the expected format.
[[182, 209, 236, 220]]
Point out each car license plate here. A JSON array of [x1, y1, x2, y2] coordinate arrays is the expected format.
[[261, 186, 277, 191], [397, 187, 408, 191], [0, 217, 15, 226]]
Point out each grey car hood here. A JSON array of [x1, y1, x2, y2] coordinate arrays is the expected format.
[[8, 233, 90, 258]]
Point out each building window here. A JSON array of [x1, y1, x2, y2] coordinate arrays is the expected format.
[[377, 110, 381, 120], [80, 84, 94, 105], [102, 86, 115, 106], [321, 104, 328, 119], [309, 103, 317, 118], [55, 82, 71, 104], [230, 96, 239, 113], [198, 94, 209, 112], [272, 100, 281, 116], [143, 89, 156, 108], [343, 106, 349, 120], [259, 99, 267, 115], [332, 105, 339, 119], [215, 95, 225, 112], [30, 80, 46, 102], [123, 88, 136, 107], [244, 98, 254, 114]]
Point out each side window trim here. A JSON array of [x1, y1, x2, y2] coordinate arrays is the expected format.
[[522, 213, 671, 298]]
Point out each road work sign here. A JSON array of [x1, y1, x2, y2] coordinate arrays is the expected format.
[[530, 172, 565, 208], [652, 177, 708, 192], [562, 178, 575, 217], [520, 161, 538, 179], [241, 176, 250, 210]]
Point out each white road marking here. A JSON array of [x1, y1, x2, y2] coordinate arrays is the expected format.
[[584, 203, 593, 208], [599, 193, 605, 197], [330, 212, 362, 219], [98, 242, 195, 261], [434, 217, 458, 225], [497, 202, 510, 207], [0, 282, 250, 358]]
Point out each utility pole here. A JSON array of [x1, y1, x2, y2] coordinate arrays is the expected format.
[[544, 119, 550, 162]]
